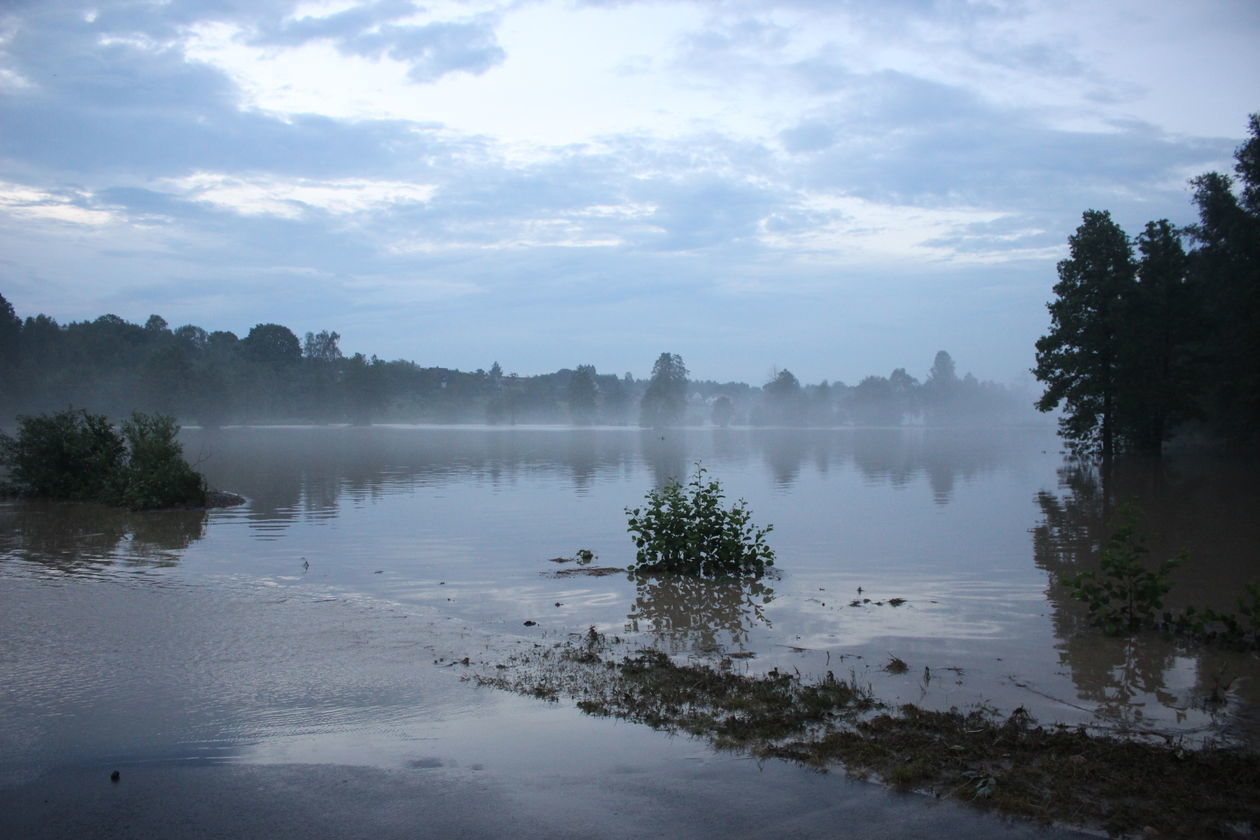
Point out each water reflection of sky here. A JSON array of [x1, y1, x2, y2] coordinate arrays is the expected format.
[[3, 425, 1258, 758]]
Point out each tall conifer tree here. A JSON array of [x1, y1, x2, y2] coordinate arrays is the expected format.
[[1034, 210, 1135, 458]]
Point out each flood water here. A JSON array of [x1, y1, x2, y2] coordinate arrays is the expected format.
[[2, 425, 1258, 835]]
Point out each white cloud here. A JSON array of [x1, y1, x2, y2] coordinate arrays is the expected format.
[[160, 172, 437, 218], [0, 181, 120, 226], [757, 190, 1013, 265]]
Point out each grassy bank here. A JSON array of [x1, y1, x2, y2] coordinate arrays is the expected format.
[[473, 629, 1259, 839]]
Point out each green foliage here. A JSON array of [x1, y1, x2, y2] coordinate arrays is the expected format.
[[1034, 209, 1135, 457], [567, 364, 598, 425], [242, 322, 302, 368], [0, 409, 205, 510], [1036, 114, 1260, 455], [0, 408, 125, 501], [625, 465, 775, 577], [1060, 504, 1180, 634], [760, 369, 805, 426], [119, 413, 207, 510], [1166, 581, 1260, 647], [639, 352, 688, 428]]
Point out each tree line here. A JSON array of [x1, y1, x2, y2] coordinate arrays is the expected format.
[[1035, 114, 1259, 456], [0, 299, 1027, 428]]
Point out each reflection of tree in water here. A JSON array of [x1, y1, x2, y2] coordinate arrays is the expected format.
[[565, 429, 598, 492], [850, 429, 918, 489], [708, 427, 743, 463], [758, 429, 807, 488], [0, 500, 207, 573], [640, 430, 688, 488], [1034, 454, 1260, 612], [1032, 460, 1106, 585], [846, 428, 1013, 503], [1055, 631, 1179, 731], [1033, 454, 1260, 736], [625, 573, 774, 655]]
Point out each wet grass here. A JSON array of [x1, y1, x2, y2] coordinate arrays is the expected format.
[[475, 630, 1260, 839], [552, 566, 625, 577]]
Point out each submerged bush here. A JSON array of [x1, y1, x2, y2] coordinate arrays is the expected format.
[[1060, 503, 1180, 634], [0, 409, 125, 501], [625, 464, 774, 577], [119, 412, 207, 510], [0, 409, 206, 510]]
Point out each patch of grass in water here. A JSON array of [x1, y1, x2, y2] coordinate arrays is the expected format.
[[476, 630, 1260, 839], [553, 566, 624, 577]]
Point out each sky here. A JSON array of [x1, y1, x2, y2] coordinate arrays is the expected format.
[[1, 0, 1256, 386]]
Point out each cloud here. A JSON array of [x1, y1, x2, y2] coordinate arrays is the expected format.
[[1, 0, 1256, 384], [252, 1, 507, 83], [157, 173, 437, 219], [0, 181, 121, 226]]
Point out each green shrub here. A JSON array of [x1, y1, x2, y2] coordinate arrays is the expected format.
[[120, 413, 207, 510], [0, 409, 206, 510], [625, 464, 775, 577], [1060, 503, 1181, 634], [1167, 581, 1260, 647], [0, 408, 126, 501]]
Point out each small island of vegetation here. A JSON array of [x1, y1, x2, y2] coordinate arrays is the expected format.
[[0, 408, 227, 510]]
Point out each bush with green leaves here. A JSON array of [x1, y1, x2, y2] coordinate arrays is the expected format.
[[0, 408, 126, 501], [1167, 581, 1260, 647], [625, 465, 774, 577], [0, 409, 205, 510], [1060, 503, 1181, 635], [119, 412, 207, 510]]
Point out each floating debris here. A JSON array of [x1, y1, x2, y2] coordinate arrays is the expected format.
[[549, 549, 598, 565], [553, 566, 624, 577], [884, 655, 909, 674]]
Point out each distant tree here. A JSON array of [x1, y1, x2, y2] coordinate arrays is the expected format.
[[0, 292, 20, 368], [599, 372, 631, 425], [242, 323, 301, 368], [186, 363, 231, 428], [923, 351, 960, 424], [1034, 210, 1136, 458], [808, 380, 834, 425], [207, 330, 238, 353], [20, 314, 61, 369], [927, 351, 957, 386], [639, 352, 688, 427], [849, 375, 900, 425], [0, 294, 23, 412], [712, 395, 735, 427], [144, 314, 169, 333], [888, 367, 920, 420], [568, 364, 598, 425], [303, 329, 342, 363], [344, 353, 387, 425], [140, 345, 193, 416], [173, 324, 209, 352], [761, 369, 804, 425]]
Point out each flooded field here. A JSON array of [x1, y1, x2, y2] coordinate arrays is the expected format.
[[2, 425, 1258, 837]]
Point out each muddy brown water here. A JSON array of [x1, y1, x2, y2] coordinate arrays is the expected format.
[[2, 425, 1257, 836]]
